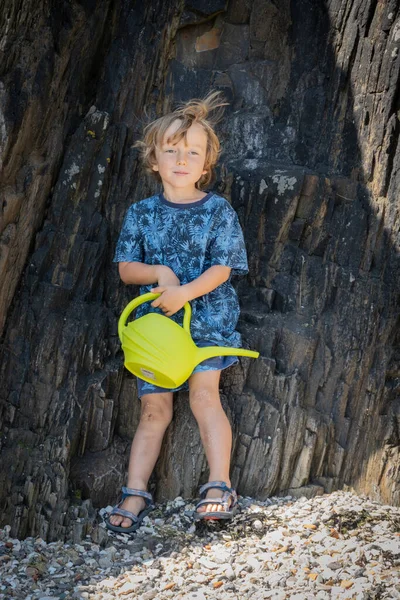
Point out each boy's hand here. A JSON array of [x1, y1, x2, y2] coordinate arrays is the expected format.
[[150, 286, 189, 316], [155, 265, 180, 287]]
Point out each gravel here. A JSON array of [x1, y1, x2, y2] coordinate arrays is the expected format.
[[1, 490, 399, 599]]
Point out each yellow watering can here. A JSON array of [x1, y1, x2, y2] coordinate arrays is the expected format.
[[118, 292, 259, 388]]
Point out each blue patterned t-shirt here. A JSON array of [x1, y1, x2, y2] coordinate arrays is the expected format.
[[113, 191, 249, 348]]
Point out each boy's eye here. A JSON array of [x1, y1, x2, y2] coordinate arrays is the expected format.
[[163, 148, 199, 155]]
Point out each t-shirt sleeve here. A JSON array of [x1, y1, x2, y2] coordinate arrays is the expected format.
[[113, 204, 143, 263], [208, 203, 249, 275]]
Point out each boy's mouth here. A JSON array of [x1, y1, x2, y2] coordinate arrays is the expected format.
[[174, 171, 189, 175]]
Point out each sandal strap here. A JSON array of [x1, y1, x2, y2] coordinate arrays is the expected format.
[[199, 481, 233, 498], [197, 483, 238, 512], [110, 506, 139, 522], [196, 498, 226, 510], [196, 490, 238, 512], [121, 487, 154, 507]]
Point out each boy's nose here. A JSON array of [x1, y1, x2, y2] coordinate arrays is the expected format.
[[176, 156, 186, 165]]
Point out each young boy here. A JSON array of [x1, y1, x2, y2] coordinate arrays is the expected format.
[[107, 92, 249, 532]]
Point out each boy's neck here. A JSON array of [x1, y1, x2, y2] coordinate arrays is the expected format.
[[162, 184, 207, 204]]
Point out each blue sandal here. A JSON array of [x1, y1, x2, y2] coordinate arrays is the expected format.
[[194, 481, 238, 521], [105, 487, 155, 533]]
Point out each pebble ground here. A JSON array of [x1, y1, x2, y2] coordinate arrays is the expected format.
[[0, 490, 399, 599]]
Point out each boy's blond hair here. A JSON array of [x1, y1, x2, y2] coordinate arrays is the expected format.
[[135, 91, 228, 189]]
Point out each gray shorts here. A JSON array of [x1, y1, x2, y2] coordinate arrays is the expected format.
[[137, 355, 238, 398]]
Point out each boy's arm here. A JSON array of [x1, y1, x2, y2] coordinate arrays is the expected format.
[[181, 265, 231, 301], [151, 265, 231, 315], [118, 262, 178, 286]]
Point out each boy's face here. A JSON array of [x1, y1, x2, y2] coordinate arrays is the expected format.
[[152, 120, 208, 190]]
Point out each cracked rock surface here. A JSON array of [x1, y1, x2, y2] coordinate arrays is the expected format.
[[0, 0, 399, 541]]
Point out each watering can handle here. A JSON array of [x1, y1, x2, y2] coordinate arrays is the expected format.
[[118, 292, 192, 342]]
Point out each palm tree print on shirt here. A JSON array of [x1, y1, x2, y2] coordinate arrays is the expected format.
[[114, 192, 248, 347]]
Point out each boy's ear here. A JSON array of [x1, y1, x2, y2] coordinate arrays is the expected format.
[[202, 169, 207, 175]]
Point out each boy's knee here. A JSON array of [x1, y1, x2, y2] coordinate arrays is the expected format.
[[140, 394, 173, 427], [189, 387, 217, 414], [190, 387, 210, 404]]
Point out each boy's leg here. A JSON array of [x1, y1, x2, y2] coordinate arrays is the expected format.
[[188, 370, 233, 515], [109, 391, 173, 528]]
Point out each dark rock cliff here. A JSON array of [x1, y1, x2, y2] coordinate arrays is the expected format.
[[0, 0, 399, 540]]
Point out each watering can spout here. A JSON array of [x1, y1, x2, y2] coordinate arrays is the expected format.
[[196, 345, 259, 363]]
